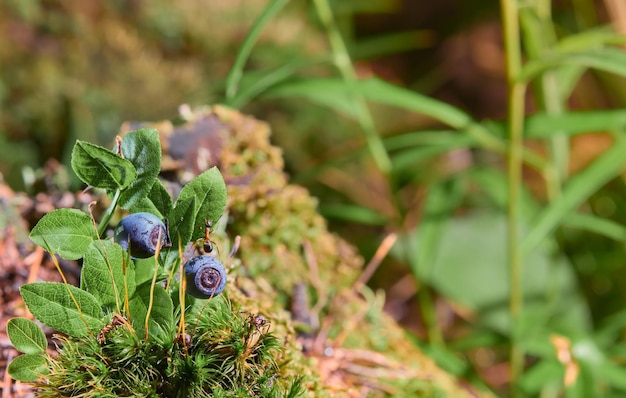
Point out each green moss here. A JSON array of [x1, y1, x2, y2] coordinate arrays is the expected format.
[[6, 104, 491, 397], [117, 105, 492, 397], [34, 295, 302, 397]]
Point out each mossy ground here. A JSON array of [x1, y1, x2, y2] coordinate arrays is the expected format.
[[1, 106, 489, 398], [34, 295, 301, 397], [119, 106, 492, 397]]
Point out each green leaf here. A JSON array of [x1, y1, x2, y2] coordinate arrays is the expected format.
[[30, 209, 96, 260], [149, 179, 173, 217], [263, 77, 507, 154], [449, 330, 505, 352], [410, 178, 465, 282], [129, 283, 174, 343], [71, 140, 137, 190], [7, 318, 47, 354], [128, 197, 161, 218], [525, 110, 626, 139], [597, 360, 626, 390], [349, 30, 433, 59], [133, 257, 167, 287], [573, 360, 601, 397], [7, 354, 49, 382], [419, 344, 468, 376], [596, 310, 626, 347], [519, 360, 562, 395], [562, 213, 626, 241], [128, 180, 173, 218], [520, 48, 626, 83], [320, 204, 388, 226], [383, 130, 471, 151], [521, 136, 626, 254], [469, 168, 541, 219], [20, 282, 104, 338], [397, 212, 590, 335], [118, 128, 162, 209], [390, 145, 469, 173], [228, 58, 328, 108], [81, 240, 136, 312], [356, 78, 473, 128], [176, 167, 227, 242], [160, 196, 197, 269], [264, 78, 359, 116], [265, 77, 473, 128], [487, 111, 626, 139], [556, 27, 626, 53], [167, 196, 197, 247]]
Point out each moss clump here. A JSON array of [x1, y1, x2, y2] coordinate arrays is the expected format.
[[33, 296, 302, 398], [120, 105, 492, 397]]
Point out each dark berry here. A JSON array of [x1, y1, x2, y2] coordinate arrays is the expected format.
[[115, 212, 171, 259], [184, 255, 227, 299]]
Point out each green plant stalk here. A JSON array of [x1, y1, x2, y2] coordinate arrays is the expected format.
[[311, 0, 392, 177], [145, 254, 161, 341], [417, 286, 443, 346], [519, 5, 567, 200], [97, 189, 121, 238], [500, 0, 525, 394], [543, 70, 568, 191], [506, 83, 525, 394]]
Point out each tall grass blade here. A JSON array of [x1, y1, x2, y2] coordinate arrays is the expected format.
[[224, 0, 290, 102], [314, 0, 393, 175], [561, 213, 626, 241], [521, 134, 626, 254], [520, 48, 626, 83], [525, 110, 626, 138], [229, 57, 330, 108]]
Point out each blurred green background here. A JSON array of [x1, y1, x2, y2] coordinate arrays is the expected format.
[[4, 0, 626, 396]]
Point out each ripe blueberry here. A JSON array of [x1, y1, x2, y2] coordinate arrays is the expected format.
[[184, 255, 227, 299], [115, 212, 171, 259]]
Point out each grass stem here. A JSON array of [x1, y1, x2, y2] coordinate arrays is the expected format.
[[224, 0, 290, 103], [500, 0, 526, 394], [417, 287, 443, 346], [312, 0, 392, 176]]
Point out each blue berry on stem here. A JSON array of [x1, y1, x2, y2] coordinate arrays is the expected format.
[[184, 255, 227, 299], [115, 212, 171, 259]]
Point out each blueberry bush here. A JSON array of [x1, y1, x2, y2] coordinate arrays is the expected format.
[[6, 107, 491, 397], [7, 128, 303, 397]]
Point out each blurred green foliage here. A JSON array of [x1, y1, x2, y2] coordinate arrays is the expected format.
[[0, 0, 318, 190], [5, 0, 626, 396]]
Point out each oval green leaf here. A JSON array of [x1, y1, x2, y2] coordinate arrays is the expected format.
[[30, 209, 96, 260], [129, 283, 174, 343], [71, 140, 137, 190], [21, 282, 104, 338], [8, 354, 49, 382], [167, 196, 197, 247], [176, 167, 227, 242], [81, 240, 136, 312], [128, 179, 173, 218], [7, 318, 47, 354], [118, 128, 162, 209]]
